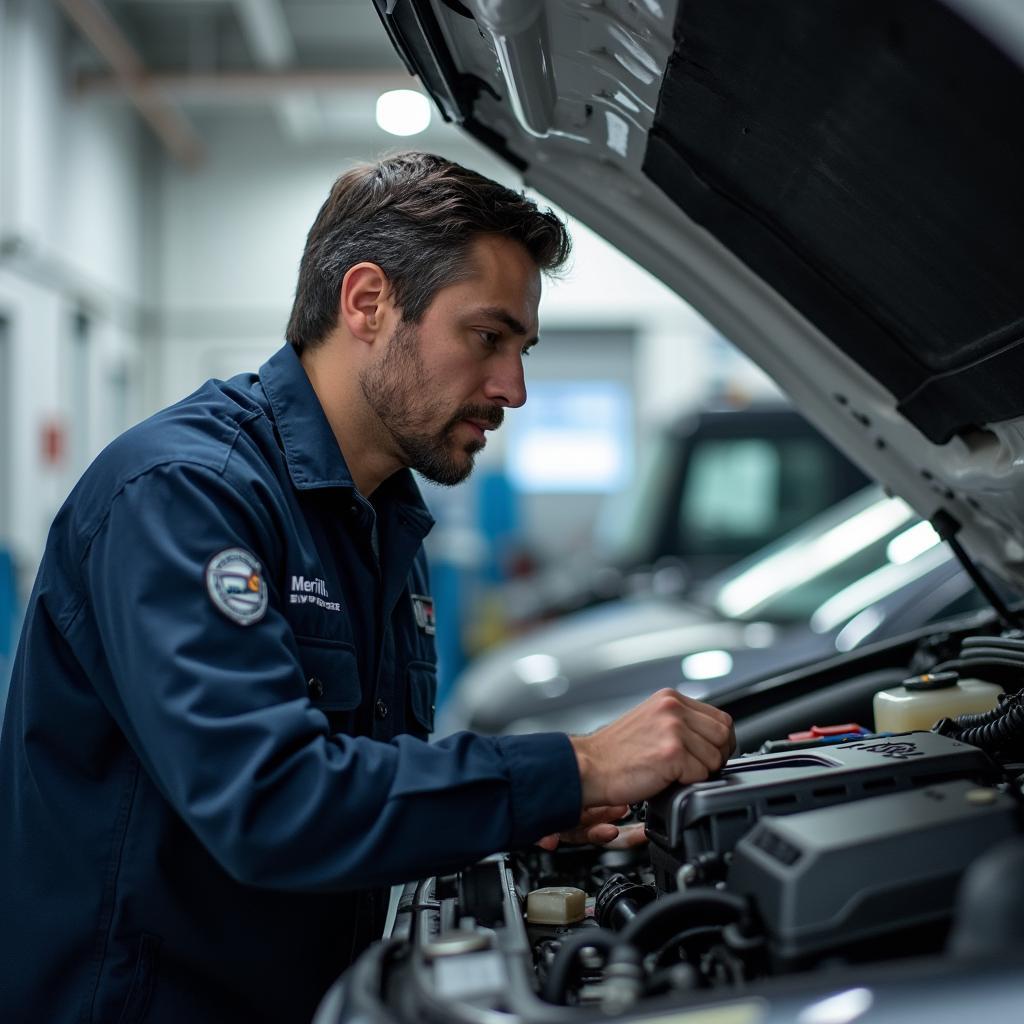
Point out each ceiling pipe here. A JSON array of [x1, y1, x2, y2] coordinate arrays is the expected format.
[[74, 69, 412, 102], [56, 0, 204, 167], [232, 0, 320, 140]]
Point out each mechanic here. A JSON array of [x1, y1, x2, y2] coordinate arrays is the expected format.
[[0, 153, 734, 1024]]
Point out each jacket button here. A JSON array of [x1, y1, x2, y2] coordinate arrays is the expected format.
[[375, 698, 390, 720], [308, 676, 325, 700]]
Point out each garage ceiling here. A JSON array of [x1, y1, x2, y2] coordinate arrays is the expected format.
[[58, 0, 440, 161]]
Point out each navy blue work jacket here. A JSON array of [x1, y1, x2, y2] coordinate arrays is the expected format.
[[0, 344, 581, 1024]]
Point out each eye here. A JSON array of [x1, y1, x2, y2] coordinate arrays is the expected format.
[[521, 345, 533, 358], [476, 329, 500, 348]]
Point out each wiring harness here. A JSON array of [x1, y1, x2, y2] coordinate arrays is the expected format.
[[932, 634, 1024, 757]]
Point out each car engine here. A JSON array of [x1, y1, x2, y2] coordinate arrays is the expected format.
[[319, 627, 1024, 1023]]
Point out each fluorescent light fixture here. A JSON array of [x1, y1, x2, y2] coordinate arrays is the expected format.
[[681, 649, 734, 680], [375, 90, 431, 136]]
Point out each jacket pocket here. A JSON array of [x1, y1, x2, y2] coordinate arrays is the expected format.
[[407, 660, 437, 735], [115, 932, 161, 1024], [296, 636, 362, 710]]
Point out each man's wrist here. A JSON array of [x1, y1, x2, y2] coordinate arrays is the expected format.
[[569, 734, 599, 807]]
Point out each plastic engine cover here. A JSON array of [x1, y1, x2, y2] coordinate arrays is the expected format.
[[729, 778, 1021, 962], [645, 731, 998, 890]]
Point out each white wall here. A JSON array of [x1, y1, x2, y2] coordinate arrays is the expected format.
[[0, 0, 149, 595]]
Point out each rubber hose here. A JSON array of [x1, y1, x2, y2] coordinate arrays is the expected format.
[[542, 892, 750, 1004], [924, 656, 1024, 684], [619, 890, 749, 953], [962, 636, 1024, 652], [957, 654, 1024, 672], [542, 928, 617, 1006]]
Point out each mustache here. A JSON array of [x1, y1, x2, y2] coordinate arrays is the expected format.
[[450, 404, 504, 431]]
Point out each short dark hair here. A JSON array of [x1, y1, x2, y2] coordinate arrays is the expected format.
[[285, 152, 571, 353]]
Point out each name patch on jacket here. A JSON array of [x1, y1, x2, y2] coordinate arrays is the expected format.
[[410, 594, 436, 635], [289, 574, 341, 612], [206, 548, 268, 626]]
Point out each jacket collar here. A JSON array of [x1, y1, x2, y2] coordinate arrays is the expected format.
[[258, 344, 434, 534]]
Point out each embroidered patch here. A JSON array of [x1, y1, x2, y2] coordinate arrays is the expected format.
[[287, 573, 341, 612], [206, 548, 268, 626], [410, 593, 436, 636]]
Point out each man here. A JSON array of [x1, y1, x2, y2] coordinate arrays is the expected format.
[[0, 153, 733, 1023]]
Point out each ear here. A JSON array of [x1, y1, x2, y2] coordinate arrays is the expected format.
[[338, 262, 394, 344]]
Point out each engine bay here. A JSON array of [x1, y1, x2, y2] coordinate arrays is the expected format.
[[320, 625, 1024, 1023]]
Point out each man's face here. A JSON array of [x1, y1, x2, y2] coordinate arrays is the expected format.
[[359, 234, 541, 486]]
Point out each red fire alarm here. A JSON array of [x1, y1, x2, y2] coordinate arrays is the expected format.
[[41, 419, 66, 466]]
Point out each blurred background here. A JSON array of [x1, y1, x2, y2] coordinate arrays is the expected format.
[[0, 0, 801, 713]]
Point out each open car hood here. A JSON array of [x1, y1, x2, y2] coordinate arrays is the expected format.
[[375, 0, 1024, 593]]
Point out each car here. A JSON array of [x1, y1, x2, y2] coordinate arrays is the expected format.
[[442, 485, 987, 738], [315, 2, 1024, 1021], [501, 403, 869, 629]]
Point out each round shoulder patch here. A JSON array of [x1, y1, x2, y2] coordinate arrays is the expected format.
[[205, 548, 268, 626]]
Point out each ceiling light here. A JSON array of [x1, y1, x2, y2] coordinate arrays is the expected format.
[[375, 90, 431, 136]]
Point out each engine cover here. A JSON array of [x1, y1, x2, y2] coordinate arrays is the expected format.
[[729, 778, 1021, 962], [645, 731, 998, 890]]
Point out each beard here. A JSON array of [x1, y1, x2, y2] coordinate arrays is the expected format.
[[359, 319, 503, 486]]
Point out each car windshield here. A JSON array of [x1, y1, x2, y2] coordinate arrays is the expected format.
[[703, 486, 952, 627]]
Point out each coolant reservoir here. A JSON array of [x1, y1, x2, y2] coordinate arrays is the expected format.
[[873, 671, 1003, 733]]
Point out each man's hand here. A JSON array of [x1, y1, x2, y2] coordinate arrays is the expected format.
[[535, 805, 648, 851], [570, 689, 735, 808]]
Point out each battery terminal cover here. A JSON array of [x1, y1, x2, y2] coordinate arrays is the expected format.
[[526, 886, 586, 925]]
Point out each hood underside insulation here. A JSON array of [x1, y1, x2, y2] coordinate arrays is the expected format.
[[643, 0, 1024, 444]]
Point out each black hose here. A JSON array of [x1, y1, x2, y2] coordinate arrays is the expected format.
[[541, 928, 617, 1006], [619, 889, 749, 953], [542, 890, 750, 1005], [955, 658, 1024, 682], [933, 655, 1024, 669], [961, 636, 1024, 652], [958, 654, 1024, 669]]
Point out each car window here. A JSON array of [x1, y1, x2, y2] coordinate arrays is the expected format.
[[679, 437, 837, 556]]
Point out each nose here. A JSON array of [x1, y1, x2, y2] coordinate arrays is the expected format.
[[484, 350, 527, 409]]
